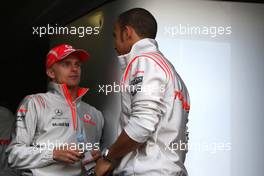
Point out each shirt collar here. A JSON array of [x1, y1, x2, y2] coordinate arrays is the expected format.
[[48, 82, 88, 104], [117, 38, 159, 71]]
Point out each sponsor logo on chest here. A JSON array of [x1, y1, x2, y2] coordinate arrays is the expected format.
[[80, 113, 96, 126]]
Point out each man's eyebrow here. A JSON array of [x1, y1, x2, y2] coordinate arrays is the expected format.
[[59, 60, 70, 65], [61, 60, 70, 63]]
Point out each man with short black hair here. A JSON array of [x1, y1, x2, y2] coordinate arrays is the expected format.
[[7, 44, 104, 176], [95, 8, 190, 176], [117, 8, 157, 39]]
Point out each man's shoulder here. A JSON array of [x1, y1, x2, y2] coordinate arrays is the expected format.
[[22, 92, 48, 100], [0, 106, 14, 119], [127, 52, 170, 81], [19, 93, 49, 109], [131, 52, 167, 69]]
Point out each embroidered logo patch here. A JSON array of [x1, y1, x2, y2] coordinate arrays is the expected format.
[[80, 114, 96, 126]]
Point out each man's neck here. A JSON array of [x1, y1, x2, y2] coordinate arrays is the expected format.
[[68, 86, 78, 101]]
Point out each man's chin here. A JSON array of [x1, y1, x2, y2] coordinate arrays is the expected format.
[[65, 81, 80, 88]]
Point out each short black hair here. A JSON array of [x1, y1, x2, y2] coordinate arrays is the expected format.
[[118, 8, 157, 39]]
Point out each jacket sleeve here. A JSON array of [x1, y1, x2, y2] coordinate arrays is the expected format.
[[124, 56, 168, 143], [6, 96, 55, 169]]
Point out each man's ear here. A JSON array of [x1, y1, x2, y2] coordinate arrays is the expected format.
[[46, 68, 55, 79], [124, 25, 133, 40]]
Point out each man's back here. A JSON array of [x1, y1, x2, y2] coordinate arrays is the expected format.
[[115, 38, 190, 175]]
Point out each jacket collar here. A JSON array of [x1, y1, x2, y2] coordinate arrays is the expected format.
[[48, 82, 88, 104], [118, 38, 159, 71]]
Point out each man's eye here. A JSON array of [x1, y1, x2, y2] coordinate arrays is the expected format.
[[61, 62, 69, 67]]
